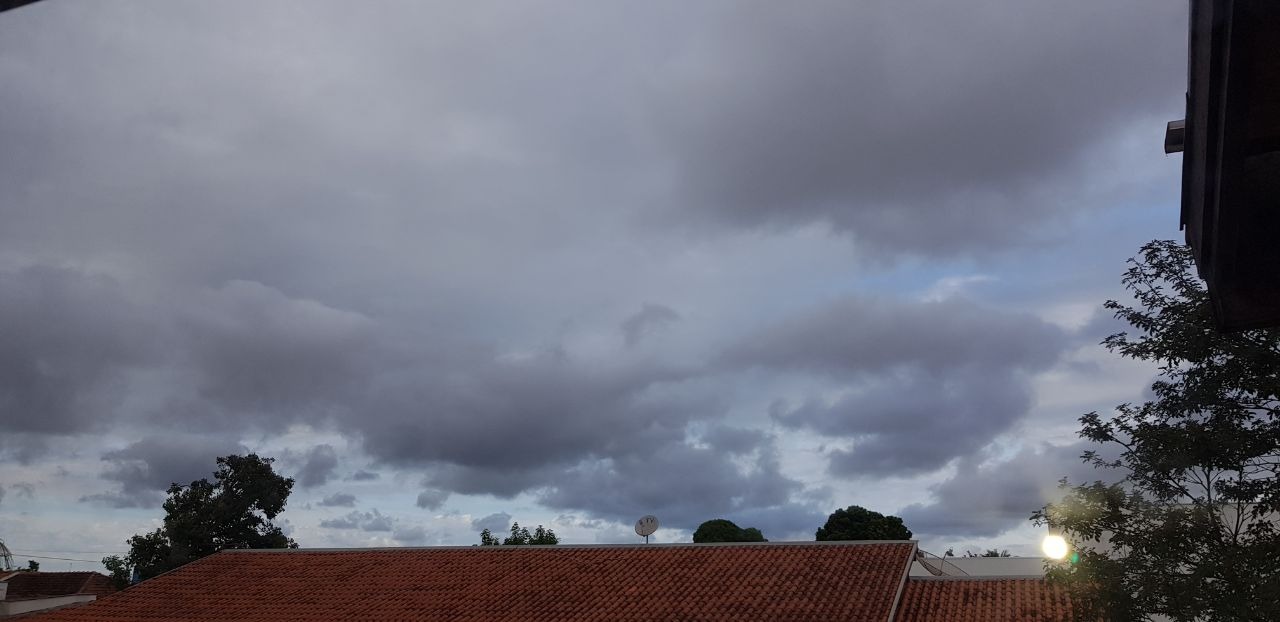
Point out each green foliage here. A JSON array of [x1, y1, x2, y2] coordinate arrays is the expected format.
[[503, 522, 558, 545], [1035, 241, 1280, 622], [692, 519, 767, 543], [25, 560, 38, 571], [102, 454, 296, 585], [815, 506, 912, 541], [102, 555, 131, 590], [479, 522, 559, 546], [965, 549, 1011, 558]]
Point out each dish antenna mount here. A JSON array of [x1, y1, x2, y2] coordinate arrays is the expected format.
[[0, 538, 15, 571], [634, 515, 658, 544]]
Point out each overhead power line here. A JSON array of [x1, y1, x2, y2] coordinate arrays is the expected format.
[[9, 554, 102, 563], [11, 550, 126, 555]]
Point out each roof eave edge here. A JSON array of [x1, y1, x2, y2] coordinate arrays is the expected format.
[[885, 541, 916, 622]]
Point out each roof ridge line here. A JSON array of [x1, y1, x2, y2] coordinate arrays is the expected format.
[[886, 541, 916, 622], [222, 540, 919, 553], [909, 575, 1048, 581]]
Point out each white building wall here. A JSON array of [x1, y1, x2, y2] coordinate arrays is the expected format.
[[0, 594, 97, 618], [910, 556, 1046, 577]]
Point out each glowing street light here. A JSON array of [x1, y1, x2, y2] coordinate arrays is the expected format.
[[1041, 534, 1069, 560]]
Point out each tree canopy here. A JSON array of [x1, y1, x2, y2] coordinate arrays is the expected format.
[[1035, 241, 1280, 622], [815, 506, 912, 541], [479, 522, 559, 546], [102, 454, 296, 588], [692, 519, 767, 543]]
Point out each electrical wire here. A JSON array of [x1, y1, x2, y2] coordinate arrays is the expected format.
[[10, 550, 125, 555], [7, 554, 102, 563]]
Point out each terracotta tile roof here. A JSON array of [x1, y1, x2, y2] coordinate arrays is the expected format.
[[30, 542, 916, 622], [3, 572, 116, 600], [894, 577, 1075, 622]]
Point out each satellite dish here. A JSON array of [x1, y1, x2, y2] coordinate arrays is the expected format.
[[635, 515, 659, 542], [0, 538, 15, 571]]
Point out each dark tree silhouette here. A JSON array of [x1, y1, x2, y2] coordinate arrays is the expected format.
[[815, 506, 911, 541]]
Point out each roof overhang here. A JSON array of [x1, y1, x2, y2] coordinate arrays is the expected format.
[[0, 1, 42, 13], [1169, 0, 1280, 330]]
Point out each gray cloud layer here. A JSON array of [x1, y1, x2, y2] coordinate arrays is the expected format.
[[295, 444, 340, 489], [620, 304, 680, 347], [349, 470, 380, 481], [83, 435, 248, 508], [319, 509, 393, 532], [319, 492, 357, 508], [732, 297, 1067, 476], [899, 442, 1113, 537], [0, 267, 158, 438], [0, 0, 1181, 540], [652, 1, 1185, 256], [415, 489, 449, 511], [471, 512, 512, 535]]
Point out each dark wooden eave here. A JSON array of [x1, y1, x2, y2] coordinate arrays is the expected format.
[[0, 1, 43, 14], [1172, 0, 1280, 330]]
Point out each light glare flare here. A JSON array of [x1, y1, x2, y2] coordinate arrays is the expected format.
[[1042, 534, 1069, 560]]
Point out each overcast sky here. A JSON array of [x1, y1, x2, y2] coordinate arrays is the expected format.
[[0, 0, 1185, 569]]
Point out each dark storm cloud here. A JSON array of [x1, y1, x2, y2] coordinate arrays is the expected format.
[[470, 512, 512, 534], [318, 513, 360, 530], [319, 492, 357, 508], [701, 425, 767, 455], [0, 1, 1188, 307], [393, 525, 428, 545], [294, 444, 339, 489], [359, 350, 704, 481], [728, 296, 1067, 475], [82, 435, 248, 508], [779, 368, 1034, 476], [362, 510, 394, 532], [0, 267, 159, 436], [0, 435, 49, 465], [1076, 306, 1131, 346], [729, 504, 829, 542], [0, 265, 376, 440], [9, 482, 35, 499], [725, 297, 1065, 376], [620, 303, 680, 347], [538, 438, 803, 530], [349, 470, 380, 481], [898, 442, 1112, 537], [415, 488, 449, 510], [425, 463, 560, 500], [319, 509, 393, 532], [179, 282, 377, 417], [653, 1, 1186, 257], [0, 0, 1181, 536]]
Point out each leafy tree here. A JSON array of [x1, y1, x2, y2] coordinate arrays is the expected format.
[[815, 506, 912, 541], [101, 554, 131, 590], [1034, 241, 1280, 622], [965, 549, 1011, 558], [101, 454, 296, 586], [478, 522, 559, 546], [692, 519, 767, 543], [24, 560, 38, 571], [503, 522, 558, 545]]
